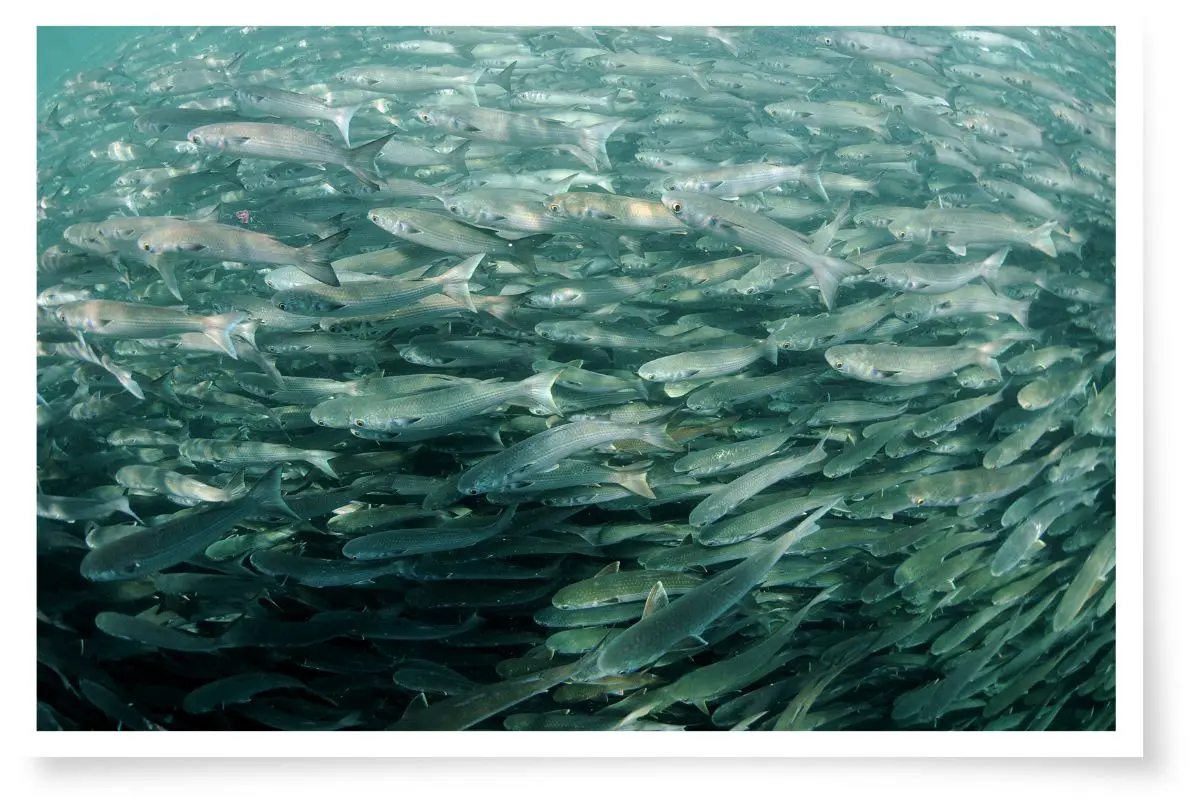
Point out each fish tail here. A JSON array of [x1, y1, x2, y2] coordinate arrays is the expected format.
[[114, 495, 143, 525], [761, 335, 779, 366], [202, 311, 247, 358], [1029, 222, 1059, 257], [437, 253, 484, 312], [477, 294, 518, 324], [974, 340, 1008, 380], [813, 256, 866, 311], [490, 62, 517, 94], [643, 422, 684, 453], [519, 368, 563, 415], [578, 119, 624, 173], [330, 103, 362, 147], [447, 140, 471, 177], [345, 133, 394, 189], [614, 463, 656, 500], [511, 233, 554, 268], [223, 159, 244, 188], [979, 247, 1010, 292], [246, 465, 300, 520], [801, 152, 830, 203], [305, 450, 340, 479], [1010, 298, 1033, 329], [596, 175, 617, 194], [1017, 42, 1035, 58], [297, 229, 350, 287], [154, 258, 183, 301]]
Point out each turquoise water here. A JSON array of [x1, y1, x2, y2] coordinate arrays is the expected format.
[[37, 27, 1115, 732], [37, 27, 142, 100]]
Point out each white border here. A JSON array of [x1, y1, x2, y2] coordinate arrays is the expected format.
[[9, 0, 1173, 790]]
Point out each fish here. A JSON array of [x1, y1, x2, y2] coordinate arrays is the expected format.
[[37, 24, 1115, 734]]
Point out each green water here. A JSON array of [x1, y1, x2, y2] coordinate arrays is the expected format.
[[37, 26, 143, 99]]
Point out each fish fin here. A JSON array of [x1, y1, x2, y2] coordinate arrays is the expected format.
[[447, 141, 471, 177], [510, 233, 554, 268], [1029, 222, 1059, 257], [519, 368, 563, 415], [979, 247, 1010, 293], [947, 243, 968, 257], [154, 259, 183, 302], [641, 581, 669, 619], [596, 175, 617, 194], [201, 311, 247, 358], [437, 253, 484, 312], [305, 451, 340, 479], [643, 422, 684, 453], [801, 151, 830, 202], [614, 465, 655, 499], [114, 496, 143, 526], [330, 103, 362, 148], [247, 465, 300, 520], [297, 229, 350, 287], [1010, 299, 1032, 329], [596, 561, 621, 577], [402, 693, 430, 720], [491, 62, 516, 94], [761, 335, 779, 366], [593, 232, 623, 261], [345, 133, 394, 188], [577, 119, 624, 172], [813, 256, 866, 311]]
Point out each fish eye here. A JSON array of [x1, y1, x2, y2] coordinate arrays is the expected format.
[[354, 419, 365, 428], [875, 275, 889, 283], [966, 121, 977, 130], [896, 231, 908, 239], [141, 243, 151, 251], [418, 112, 430, 122], [833, 359, 844, 369], [188, 134, 200, 144], [665, 182, 677, 191], [913, 496, 926, 506], [548, 202, 559, 212], [449, 204, 460, 214], [901, 311, 916, 320], [671, 202, 683, 213], [277, 302, 287, 310], [823, 37, 833, 45]]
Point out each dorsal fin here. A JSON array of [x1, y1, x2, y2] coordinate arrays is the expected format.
[[641, 581, 669, 620], [595, 561, 621, 578]]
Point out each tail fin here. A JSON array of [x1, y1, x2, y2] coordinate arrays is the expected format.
[[613, 462, 656, 499], [603, 89, 620, 114], [1009, 298, 1032, 329], [812, 254, 866, 311], [113, 495, 144, 525], [811, 198, 852, 254], [329, 103, 362, 147], [155, 259, 183, 302], [222, 159, 243, 188], [518, 368, 563, 415], [760, 336, 779, 366], [246, 465, 300, 520], [510, 233, 554, 268], [344, 133, 394, 189], [801, 151, 829, 203], [490, 62, 516, 94], [642, 422, 684, 453], [201, 311, 247, 358], [304, 450, 340, 479], [1028, 222, 1059, 257], [436, 253, 484, 312], [979, 247, 1009, 292], [974, 340, 1007, 380], [577, 119, 624, 173], [447, 140, 471, 176], [297, 229, 350, 287]]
